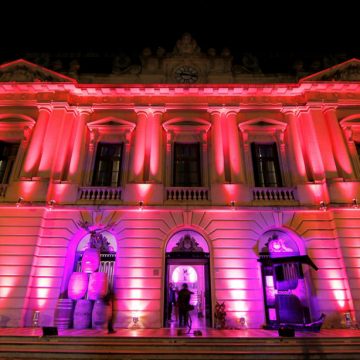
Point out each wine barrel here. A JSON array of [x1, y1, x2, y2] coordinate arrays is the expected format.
[[88, 272, 108, 300], [53, 298, 74, 330], [82, 248, 100, 273], [73, 299, 93, 329], [92, 300, 112, 329], [68, 272, 88, 300]]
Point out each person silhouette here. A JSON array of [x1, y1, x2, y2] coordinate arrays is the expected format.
[[177, 283, 193, 327]]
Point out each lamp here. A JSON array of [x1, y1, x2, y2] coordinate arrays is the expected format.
[[32, 310, 40, 327], [239, 317, 247, 329], [128, 311, 142, 329], [16, 197, 24, 207], [47, 199, 56, 211], [352, 198, 359, 209], [319, 201, 327, 211]]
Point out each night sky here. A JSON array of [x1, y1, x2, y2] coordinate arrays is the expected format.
[[1, 1, 358, 73]]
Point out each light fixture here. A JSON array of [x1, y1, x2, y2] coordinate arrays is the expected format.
[[16, 197, 24, 207], [128, 311, 142, 329], [239, 317, 247, 329], [352, 198, 359, 209], [47, 199, 56, 211], [138, 200, 144, 211], [32, 310, 40, 327], [319, 201, 327, 211]]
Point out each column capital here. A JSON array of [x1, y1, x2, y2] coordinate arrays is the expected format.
[[36, 104, 52, 114], [322, 105, 338, 114], [207, 106, 240, 115], [76, 107, 94, 116], [134, 106, 166, 116], [281, 107, 298, 116]]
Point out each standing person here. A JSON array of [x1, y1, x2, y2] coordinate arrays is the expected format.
[[168, 282, 177, 322], [177, 283, 193, 328]]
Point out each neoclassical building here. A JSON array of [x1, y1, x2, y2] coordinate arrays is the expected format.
[[0, 35, 360, 331]]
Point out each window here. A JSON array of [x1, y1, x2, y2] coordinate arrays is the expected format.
[[173, 142, 201, 186], [163, 118, 211, 189], [0, 141, 20, 184], [356, 142, 360, 159], [251, 143, 282, 187], [92, 143, 123, 187]]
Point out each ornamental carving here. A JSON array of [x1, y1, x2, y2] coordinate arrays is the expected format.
[[171, 234, 203, 252], [0, 60, 75, 82]]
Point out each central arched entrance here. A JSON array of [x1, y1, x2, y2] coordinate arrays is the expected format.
[[164, 230, 212, 329]]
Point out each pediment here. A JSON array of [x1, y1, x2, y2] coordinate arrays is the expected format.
[[0, 59, 76, 83], [163, 118, 211, 133], [300, 58, 360, 82], [239, 118, 287, 133], [87, 117, 136, 132]]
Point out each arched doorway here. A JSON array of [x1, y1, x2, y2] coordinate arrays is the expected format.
[[258, 229, 318, 329], [164, 230, 212, 329]]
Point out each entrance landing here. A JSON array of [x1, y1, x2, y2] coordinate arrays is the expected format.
[[0, 328, 359, 359]]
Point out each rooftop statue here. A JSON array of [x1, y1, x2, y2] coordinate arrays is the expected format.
[[173, 33, 201, 56]]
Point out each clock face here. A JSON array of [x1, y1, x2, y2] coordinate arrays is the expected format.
[[174, 65, 199, 83]]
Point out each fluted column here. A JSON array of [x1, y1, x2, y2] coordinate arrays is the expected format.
[[282, 109, 308, 184], [21, 106, 51, 178], [299, 109, 325, 182], [83, 128, 98, 185], [209, 110, 225, 183], [148, 110, 165, 183], [226, 110, 245, 183], [323, 107, 355, 179], [129, 110, 148, 182], [67, 109, 92, 183]]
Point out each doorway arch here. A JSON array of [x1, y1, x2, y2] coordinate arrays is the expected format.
[[164, 230, 212, 329], [258, 229, 318, 329]]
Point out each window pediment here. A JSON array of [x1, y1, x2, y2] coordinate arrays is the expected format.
[[0, 114, 35, 141], [239, 118, 287, 144], [239, 118, 287, 134], [163, 118, 211, 134], [87, 117, 135, 142]]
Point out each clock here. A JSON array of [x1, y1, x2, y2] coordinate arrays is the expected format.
[[174, 65, 199, 83]]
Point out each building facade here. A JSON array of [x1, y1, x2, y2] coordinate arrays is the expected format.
[[1, 36, 360, 330]]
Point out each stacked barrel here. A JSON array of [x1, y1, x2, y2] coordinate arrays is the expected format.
[[54, 248, 111, 330]]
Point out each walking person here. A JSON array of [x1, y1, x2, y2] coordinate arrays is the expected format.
[[177, 283, 193, 328]]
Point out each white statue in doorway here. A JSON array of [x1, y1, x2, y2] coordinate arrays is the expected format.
[[183, 268, 189, 282]]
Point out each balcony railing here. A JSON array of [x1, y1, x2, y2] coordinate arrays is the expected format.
[[78, 186, 122, 201], [252, 187, 297, 202], [0, 184, 7, 197], [166, 187, 209, 201]]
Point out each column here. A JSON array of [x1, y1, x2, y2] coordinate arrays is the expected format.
[[67, 109, 92, 183], [300, 109, 326, 182], [226, 110, 245, 183], [283, 110, 308, 184], [149, 109, 165, 183], [209, 110, 225, 183], [83, 128, 98, 185], [21, 106, 51, 178], [323, 107, 355, 179], [129, 110, 147, 182]]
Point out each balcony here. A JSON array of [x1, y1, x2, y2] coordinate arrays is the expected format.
[[252, 187, 298, 205], [78, 186, 122, 202], [166, 187, 210, 202]]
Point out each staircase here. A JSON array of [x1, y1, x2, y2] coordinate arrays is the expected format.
[[0, 328, 359, 359]]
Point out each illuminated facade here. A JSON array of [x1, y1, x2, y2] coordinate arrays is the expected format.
[[1, 37, 360, 330]]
